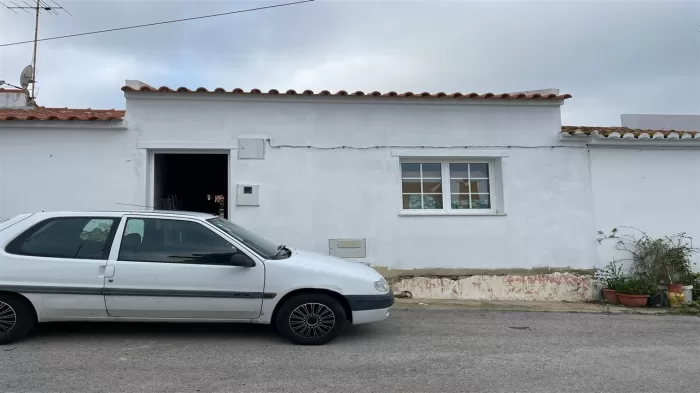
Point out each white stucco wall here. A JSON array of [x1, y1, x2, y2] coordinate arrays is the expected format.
[[119, 94, 598, 271], [4, 95, 700, 302], [590, 147, 700, 269], [0, 124, 144, 218], [0, 94, 609, 272]]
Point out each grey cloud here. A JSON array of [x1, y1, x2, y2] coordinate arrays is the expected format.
[[1, 0, 698, 126]]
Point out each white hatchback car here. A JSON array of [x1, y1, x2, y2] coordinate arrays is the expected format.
[[0, 211, 393, 345]]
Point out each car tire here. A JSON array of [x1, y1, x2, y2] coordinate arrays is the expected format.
[[0, 294, 36, 346], [275, 293, 347, 345]]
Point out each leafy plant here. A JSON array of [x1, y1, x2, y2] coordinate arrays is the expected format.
[[614, 277, 657, 295], [673, 300, 700, 316], [594, 260, 626, 290], [597, 227, 697, 285]]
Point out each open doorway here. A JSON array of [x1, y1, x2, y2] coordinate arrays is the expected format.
[[153, 153, 228, 218]]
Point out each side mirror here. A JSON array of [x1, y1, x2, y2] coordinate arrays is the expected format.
[[229, 253, 256, 267]]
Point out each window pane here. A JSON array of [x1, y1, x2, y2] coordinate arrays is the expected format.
[[422, 180, 442, 193], [401, 179, 422, 193], [423, 194, 443, 209], [125, 219, 145, 237], [119, 218, 236, 265], [401, 163, 421, 178], [451, 194, 470, 209], [421, 163, 442, 178], [470, 163, 489, 178], [470, 179, 490, 194], [80, 219, 114, 243], [471, 194, 491, 209], [403, 194, 423, 209], [450, 179, 470, 194], [449, 163, 470, 178], [9, 217, 117, 260]]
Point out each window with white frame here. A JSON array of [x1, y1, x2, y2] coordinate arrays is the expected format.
[[400, 160, 496, 212]]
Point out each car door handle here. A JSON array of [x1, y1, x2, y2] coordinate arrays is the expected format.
[[99, 266, 116, 279]]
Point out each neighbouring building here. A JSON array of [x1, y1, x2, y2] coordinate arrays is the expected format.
[[1, 82, 698, 301]]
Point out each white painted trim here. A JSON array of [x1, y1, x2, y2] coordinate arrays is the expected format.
[[137, 141, 238, 150], [399, 210, 507, 217], [0, 121, 126, 130], [391, 149, 509, 157], [124, 92, 566, 107]]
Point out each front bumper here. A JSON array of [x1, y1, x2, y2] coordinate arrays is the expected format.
[[352, 307, 390, 325], [346, 290, 394, 311]]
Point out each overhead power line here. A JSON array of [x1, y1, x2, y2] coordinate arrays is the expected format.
[[0, 0, 314, 47]]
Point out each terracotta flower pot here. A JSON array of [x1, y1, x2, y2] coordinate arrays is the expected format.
[[617, 293, 649, 307], [602, 288, 619, 304], [668, 284, 684, 293]]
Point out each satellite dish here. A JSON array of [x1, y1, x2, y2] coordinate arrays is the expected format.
[[20, 65, 34, 89]]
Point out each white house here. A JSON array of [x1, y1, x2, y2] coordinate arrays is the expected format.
[[1, 83, 698, 301]]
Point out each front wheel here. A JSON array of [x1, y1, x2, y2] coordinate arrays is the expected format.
[[275, 293, 346, 345]]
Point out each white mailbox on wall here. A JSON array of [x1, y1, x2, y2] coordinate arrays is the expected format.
[[236, 184, 259, 206], [329, 238, 366, 258]]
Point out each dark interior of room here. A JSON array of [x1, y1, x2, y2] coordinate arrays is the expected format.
[[153, 153, 228, 218]]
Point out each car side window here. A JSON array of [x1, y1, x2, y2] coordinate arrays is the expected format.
[[5, 217, 119, 260], [118, 218, 238, 265]]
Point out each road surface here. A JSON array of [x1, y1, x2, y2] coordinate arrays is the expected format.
[[2, 310, 699, 392]]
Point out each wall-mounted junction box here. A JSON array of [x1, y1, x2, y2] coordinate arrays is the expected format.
[[238, 138, 265, 159], [329, 238, 366, 258]]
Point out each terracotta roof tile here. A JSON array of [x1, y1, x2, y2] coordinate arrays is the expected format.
[[0, 107, 125, 121], [561, 126, 700, 140], [121, 86, 572, 100]]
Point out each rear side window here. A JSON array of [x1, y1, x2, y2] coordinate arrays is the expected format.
[[6, 217, 119, 260]]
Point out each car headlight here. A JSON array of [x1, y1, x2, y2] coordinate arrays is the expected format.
[[374, 279, 390, 293]]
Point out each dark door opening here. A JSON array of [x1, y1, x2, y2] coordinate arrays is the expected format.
[[153, 153, 228, 218]]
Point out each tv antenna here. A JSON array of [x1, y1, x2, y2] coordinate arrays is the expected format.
[[1, 0, 71, 101]]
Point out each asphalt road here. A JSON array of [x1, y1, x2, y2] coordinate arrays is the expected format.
[[2, 310, 699, 393]]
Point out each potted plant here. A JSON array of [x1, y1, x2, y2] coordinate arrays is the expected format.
[[594, 261, 625, 304], [598, 228, 697, 297], [615, 277, 656, 307]]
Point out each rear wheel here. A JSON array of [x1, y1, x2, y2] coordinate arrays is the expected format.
[[0, 294, 35, 345], [275, 293, 346, 345]]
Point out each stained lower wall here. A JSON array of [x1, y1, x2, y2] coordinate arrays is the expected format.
[[390, 273, 600, 302]]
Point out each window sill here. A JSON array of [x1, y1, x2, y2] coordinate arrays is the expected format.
[[398, 210, 506, 217]]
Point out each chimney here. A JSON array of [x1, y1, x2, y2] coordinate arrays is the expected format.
[[124, 80, 155, 90], [508, 88, 560, 96], [0, 88, 30, 109]]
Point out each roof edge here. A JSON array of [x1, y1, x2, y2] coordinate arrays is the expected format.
[[561, 126, 700, 141], [121, 85, 572, 100]]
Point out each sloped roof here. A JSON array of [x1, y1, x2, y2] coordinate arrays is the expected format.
[[561, 126, 700, 140], [0, 107, 125, 121]]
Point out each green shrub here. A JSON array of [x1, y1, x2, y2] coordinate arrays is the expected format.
[[615, 277, 657, 295]]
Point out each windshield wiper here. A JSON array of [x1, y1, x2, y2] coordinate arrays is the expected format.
[[272, 244, 291, 259]]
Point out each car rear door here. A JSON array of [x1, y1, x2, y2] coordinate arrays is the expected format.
[[103, 215, 266, 320], [0, 214, 120, 320]]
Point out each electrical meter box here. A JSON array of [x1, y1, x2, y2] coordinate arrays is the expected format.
[[236, 184, 259, 206], [328, 238, 366, 258]]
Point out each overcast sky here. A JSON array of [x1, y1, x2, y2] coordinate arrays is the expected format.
[[1, 0, 698, 125]]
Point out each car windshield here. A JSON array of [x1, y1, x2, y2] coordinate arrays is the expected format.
[[207, 217, 279, 259]]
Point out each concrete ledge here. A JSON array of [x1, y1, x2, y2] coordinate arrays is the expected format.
[[394, 298, 669, 315]]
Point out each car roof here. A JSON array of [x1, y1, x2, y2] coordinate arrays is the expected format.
[[28, 210, 218, 219]]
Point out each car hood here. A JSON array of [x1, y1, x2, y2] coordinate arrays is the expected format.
[[284, 249, 382, 280]]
